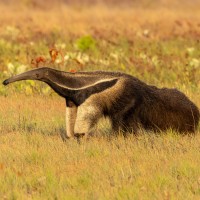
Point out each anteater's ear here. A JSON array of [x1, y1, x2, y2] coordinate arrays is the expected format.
[[71, 78, 118, 105]]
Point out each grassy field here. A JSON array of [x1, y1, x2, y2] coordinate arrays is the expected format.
[[0, 1, 200, 199]]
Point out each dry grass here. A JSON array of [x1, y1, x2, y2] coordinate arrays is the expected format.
[[0, 3, 200, 42], [0, 94, 199, 199]]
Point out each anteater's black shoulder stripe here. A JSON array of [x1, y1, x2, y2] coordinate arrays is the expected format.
[[68, 78, 118, 105]]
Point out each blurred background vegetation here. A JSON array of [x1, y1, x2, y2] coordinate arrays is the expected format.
[[0, 0, 199, 98]]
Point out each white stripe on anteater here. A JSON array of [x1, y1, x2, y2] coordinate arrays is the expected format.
[[49, 77, 118, 90]]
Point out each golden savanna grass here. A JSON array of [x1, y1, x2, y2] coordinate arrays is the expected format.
[[0, 1, 200, 41], [0, 95, 200, 199], [0, 1, 200, 199]]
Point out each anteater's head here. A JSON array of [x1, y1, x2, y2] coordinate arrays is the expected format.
[[3, 67, 50, 86]]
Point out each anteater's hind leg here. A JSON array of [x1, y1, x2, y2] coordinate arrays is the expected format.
[[111, 115, 140, 136], [74, 103, 102, 138]]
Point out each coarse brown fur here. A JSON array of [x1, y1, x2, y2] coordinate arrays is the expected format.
[[3, 67, 200, 139]]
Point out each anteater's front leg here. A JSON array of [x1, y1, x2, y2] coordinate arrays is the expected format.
[[65, 100, 77, 139], [74, 102, 102, 138]]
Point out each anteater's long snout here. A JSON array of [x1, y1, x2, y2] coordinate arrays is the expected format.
[[2, 79, 9, 85], [2, 70, 37, 86]]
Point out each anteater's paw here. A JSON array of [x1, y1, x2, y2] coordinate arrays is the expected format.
[[74, 133, 85, 138]]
